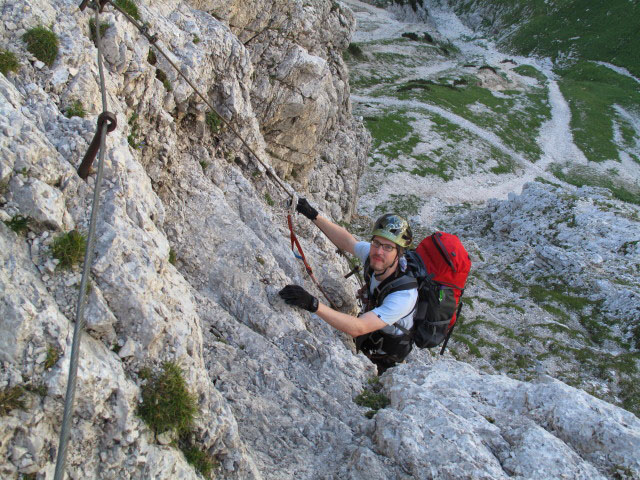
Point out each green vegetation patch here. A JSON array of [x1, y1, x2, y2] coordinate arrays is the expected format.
[[450, 1, 639, 76], [205, 111, 222, 135], [503, 1, 639, 78], [408, 112, 514, 180], [529, 284, 596, 312], [0, 49, 19, 75], [551, 163, 640, 205], [455, 335, 483, 357], [155, 68, 172, 91], [512, 64, 546, 83], [364, 109, 418, 158], [138, 362, 197, 435], [557, 61, 640, 165], [344, 43, 365, 61], [355, 377, 390, 418], [51, 230, 87, 269], [391, 0, 425, 12], [23, 26, 59, 66], [4, 214, 30, 234], [147, 48, 157, 65], [179, 437, 217, 477], [392, 80, 550, 162], [0, 386, 26, 416], [44, 345, 60, 370], [579, 315, 620, 347], [127, 112, 142, 149], [371, 51, 422, 68], [350, 71, 403, 90], [65, 100, 86, 118], [374, 193, 423, 218], [114, 0, 140, 21], [88, 19, 110, 46], [619, 378, 640, 417], [541, 303, 565, 319]]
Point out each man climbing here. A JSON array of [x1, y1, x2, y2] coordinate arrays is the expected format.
[[279, 198, 418, 374]]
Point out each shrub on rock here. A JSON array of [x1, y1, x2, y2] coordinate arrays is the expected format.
[[23, 26, 59, 66]]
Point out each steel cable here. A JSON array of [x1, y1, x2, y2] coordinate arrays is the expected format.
[[51, 11, 356, 472], [108, 0, 294, 198], [106, 1, 358, 298], [54, 4, 112, 479]]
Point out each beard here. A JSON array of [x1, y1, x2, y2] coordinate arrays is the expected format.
[[370, 252, 398, 275]]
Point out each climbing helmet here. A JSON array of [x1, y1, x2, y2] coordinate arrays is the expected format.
[[371, 213, 413, 248]]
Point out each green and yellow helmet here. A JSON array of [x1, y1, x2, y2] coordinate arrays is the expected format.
[[371, 213, 413, 248]]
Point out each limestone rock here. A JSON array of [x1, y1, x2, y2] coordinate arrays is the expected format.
[[8, 177, 70, 230], [1, 0, 638, 479], [377, 360, 640, 479]]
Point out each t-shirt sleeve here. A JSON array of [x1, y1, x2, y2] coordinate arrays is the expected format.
[[371, 289, 418, 325], [354, 241, 370, 264]]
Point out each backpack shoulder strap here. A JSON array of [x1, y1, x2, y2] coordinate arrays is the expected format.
[[363, 256, 371, 287], [374, 274, 418, 307]]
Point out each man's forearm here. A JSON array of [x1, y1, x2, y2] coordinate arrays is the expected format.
[[315, 303, 386, 337], [313, 215, 357, 254]]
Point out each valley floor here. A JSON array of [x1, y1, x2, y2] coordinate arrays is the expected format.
[[342, 0, 640, 417]]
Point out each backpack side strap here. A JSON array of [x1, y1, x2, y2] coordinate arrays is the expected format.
[[439, 290, 465, 355]]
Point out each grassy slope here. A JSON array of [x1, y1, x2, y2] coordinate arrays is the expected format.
[[345, 3, 639, 417], [557, 61, 640, 164], [447, 0, 640, 203], [449, 0, 640, 78]]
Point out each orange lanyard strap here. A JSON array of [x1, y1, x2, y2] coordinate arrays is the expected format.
[[288, 214, 313, 273], [287, 214, 338, 310]]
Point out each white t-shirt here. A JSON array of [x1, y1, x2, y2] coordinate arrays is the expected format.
[[354, 241, 418, 336]]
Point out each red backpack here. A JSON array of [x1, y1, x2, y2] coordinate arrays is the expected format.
[[406, 232, 471, 353]]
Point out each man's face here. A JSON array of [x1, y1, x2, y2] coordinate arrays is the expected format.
[[369, 236, 398, 273]]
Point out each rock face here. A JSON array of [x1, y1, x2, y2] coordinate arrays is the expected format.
[[0, 1, 639, 480], [440, 182, 640, 410], [377, 359, 640, 480]]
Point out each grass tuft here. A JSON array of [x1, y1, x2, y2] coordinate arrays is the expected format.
[[344, 43, 365, 61], [180, 437, 217, 477], [205, 111, 222, 135], [44, 345, 60, 370], [147, 49, 157, 65], [51, 230, 87, 269], [355, 377, 390, 418], [0, 386, 26, 416], [23, 26, 59, 66], [65, 100, 86, 118], [88, 19, 110, 46], [4, 214, 30, 234], [138, 361, 198, 435], [0, 49, 20, 75], [114, 0, 140, 21], [155, 69, 172, 91], [127, 113, 142, 149]]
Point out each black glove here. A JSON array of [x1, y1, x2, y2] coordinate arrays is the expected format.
[[296, 197, 318, 221], [279, 285, 319, 312]]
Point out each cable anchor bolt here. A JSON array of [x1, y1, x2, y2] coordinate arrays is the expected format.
[[77, 111, 117, 180]]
